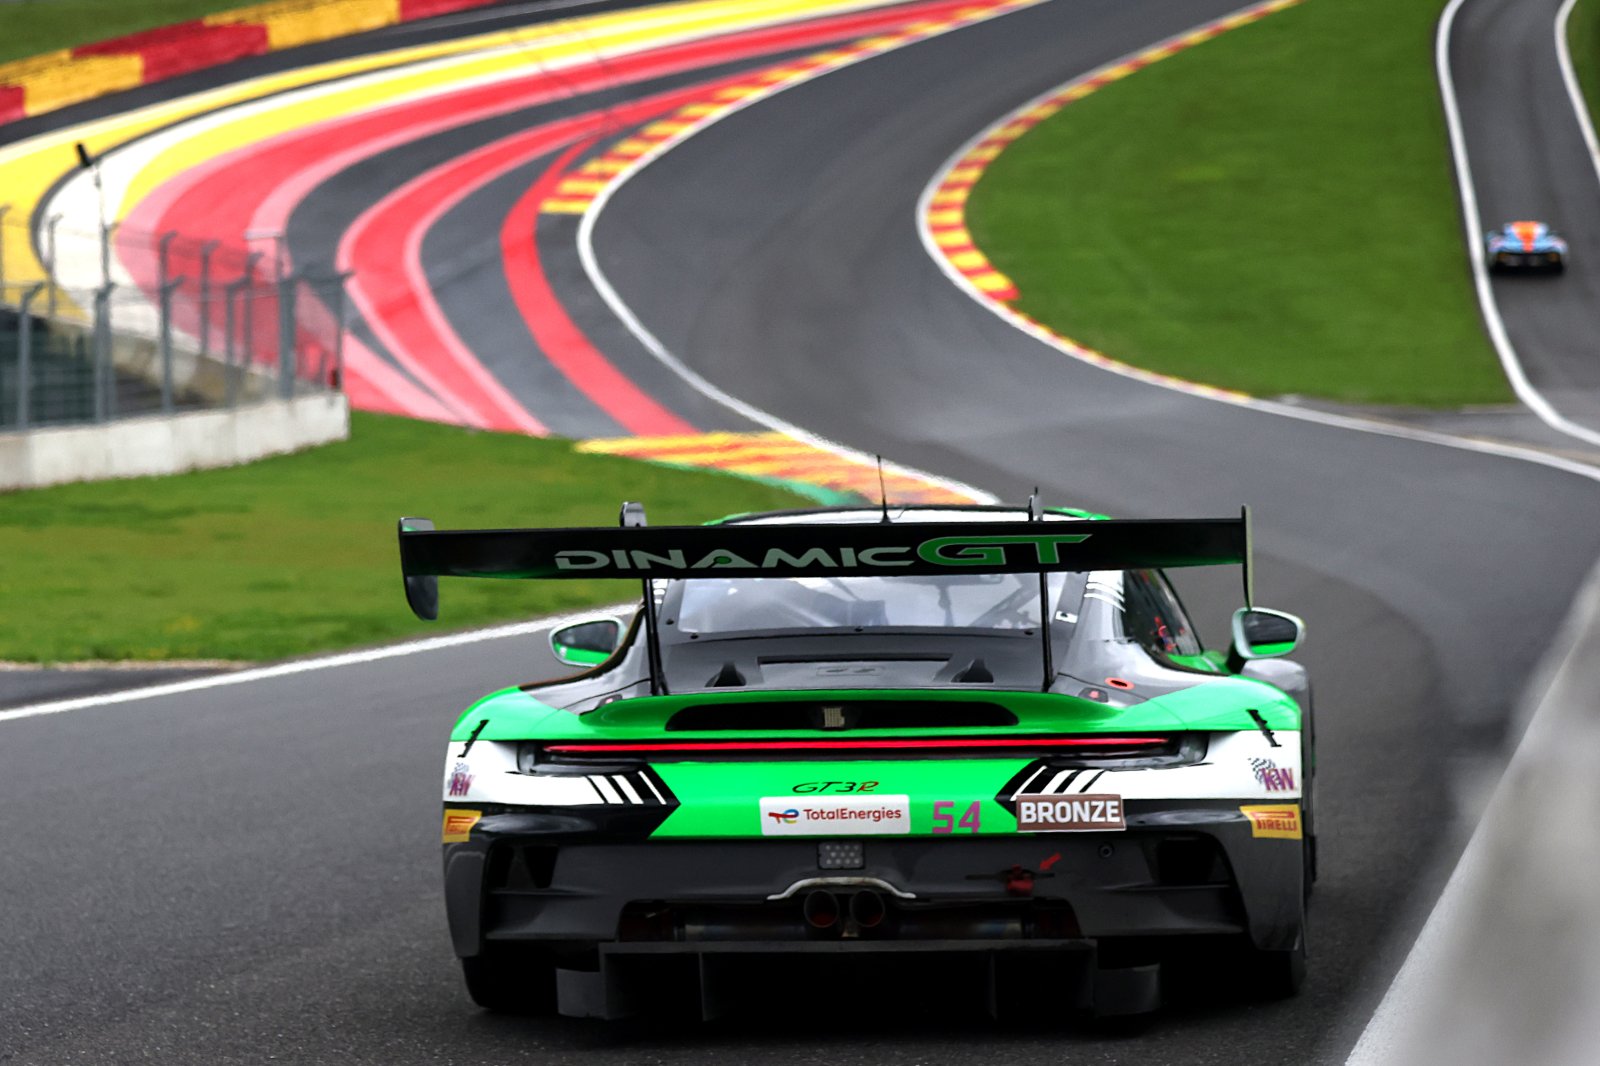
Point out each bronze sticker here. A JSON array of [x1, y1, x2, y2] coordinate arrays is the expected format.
[[1015, 793, 1126, 832]]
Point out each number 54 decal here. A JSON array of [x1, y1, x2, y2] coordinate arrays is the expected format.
[[931, 800, 981, 834]]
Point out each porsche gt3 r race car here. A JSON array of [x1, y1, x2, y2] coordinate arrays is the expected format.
[[398, 503, 1314, 1020], [1487, 220, 1567, 273]]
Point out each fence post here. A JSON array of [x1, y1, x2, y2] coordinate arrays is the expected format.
[[277, 272, 297, 400], [44, 214, 62, 320], [16, 282, 44, 429], [156, 230, 177, 294], [224, 264, 256, 408], [223, 278, 241, 407], [239, 251, 262, 386], [158, 275, 186, 414], [102, 220, 121, 290], [92, 282, 114, 421], [0, 203, 11, 297], [197, 240, 219, 358], [331, 271, 353, 393]]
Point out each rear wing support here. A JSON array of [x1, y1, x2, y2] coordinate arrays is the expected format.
[[1027, 490, 1054, 692], [1241, 504, 1255, 608], [621, 501, 667, 696]]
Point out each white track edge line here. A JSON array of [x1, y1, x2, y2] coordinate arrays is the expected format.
[[574, 3, 1056, 508], [913, 0, 1600, 486], [0, 603, 633, 724], [1555, 0, 1600, 194]]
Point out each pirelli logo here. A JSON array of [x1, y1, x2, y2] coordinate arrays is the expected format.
[[1016, 793, 1126, 832], [442, 808, 481, 844], [1240, 803, 1302, 840]]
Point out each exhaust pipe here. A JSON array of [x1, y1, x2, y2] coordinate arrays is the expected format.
[[848, 889, 886, 929], [802, 890, 840, 929]]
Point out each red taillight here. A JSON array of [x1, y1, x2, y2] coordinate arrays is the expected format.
[[544, 736, 1170, 755]]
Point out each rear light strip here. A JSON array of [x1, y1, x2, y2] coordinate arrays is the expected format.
[[544, 736, 1170, 754]]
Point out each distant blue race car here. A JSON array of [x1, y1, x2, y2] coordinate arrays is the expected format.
[[1487, 221, 1567, 273]]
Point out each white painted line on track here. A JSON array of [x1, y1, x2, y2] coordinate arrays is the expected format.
[[0, 604, 631, 724], [573, 4, 1050, 510], [1435, 0, 1600, 449], [1555, 0, 1600, 188], [913, 0, 1600, 487]]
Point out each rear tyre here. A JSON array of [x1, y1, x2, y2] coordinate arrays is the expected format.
[[461, 944, 557, 1015], [1299, 686, 1318, 901], [1243, 919, 1307, 1000]]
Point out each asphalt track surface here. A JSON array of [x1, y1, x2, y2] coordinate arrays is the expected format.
[[7, 1, 1600, 1064], [1448, 0, 1600, 432]]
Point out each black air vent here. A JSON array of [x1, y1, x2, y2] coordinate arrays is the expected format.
[[665, 700, 1018, 732], [707, 662, 746, 687], [952, 657, 994, 683]]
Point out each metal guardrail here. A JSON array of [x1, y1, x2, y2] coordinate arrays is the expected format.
[[0, 210, 349, 432]]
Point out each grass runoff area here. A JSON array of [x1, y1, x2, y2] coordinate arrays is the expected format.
[[0, 413, 817, 663], [967, 0, 1509, 408], [1571, 0, 1600, 132], [0, 0, 252, 64]]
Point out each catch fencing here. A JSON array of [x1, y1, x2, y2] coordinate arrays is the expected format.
[[0, 209, 349, 432]]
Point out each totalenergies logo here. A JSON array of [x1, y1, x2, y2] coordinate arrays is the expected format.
[[768, 808, 800, 825]]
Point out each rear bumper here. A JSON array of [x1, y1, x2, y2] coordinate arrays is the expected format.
[[1490, 251, 1564, 270], [442, 801, 1303, 959], [561, 938, 1160, 1019]]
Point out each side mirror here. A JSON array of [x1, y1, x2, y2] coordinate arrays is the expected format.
[[1230, 607, 1305, 661], [550, 618, 623, 668]]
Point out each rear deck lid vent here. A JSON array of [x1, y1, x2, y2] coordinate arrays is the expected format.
[[706, 662, 746, 688], [665, 699, 1018, 732], [952, 657, 994, 683]]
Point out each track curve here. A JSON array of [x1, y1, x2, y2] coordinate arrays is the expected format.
[[1445, 0, 1600, 438], [5, 1, 1600, 1064], [591, 0, 1600, 1055]]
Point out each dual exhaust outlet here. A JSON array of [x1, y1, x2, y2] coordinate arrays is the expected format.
[[802, 888, 886, 932]]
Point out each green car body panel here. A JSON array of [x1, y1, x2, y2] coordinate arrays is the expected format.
[[449, 679, 1301, 744]]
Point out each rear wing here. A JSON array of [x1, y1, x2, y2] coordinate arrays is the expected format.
[[397, 508, 1253, 621]]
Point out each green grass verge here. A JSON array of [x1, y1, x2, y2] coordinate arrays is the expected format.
[[0, 0, 254, 65], [0, 413, 824, 662], [967, 0, 1508, 407], [1569, 0, 1600, 132]]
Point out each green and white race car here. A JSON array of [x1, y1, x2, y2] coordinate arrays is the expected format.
[[399, 502, 1313, 1020]]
